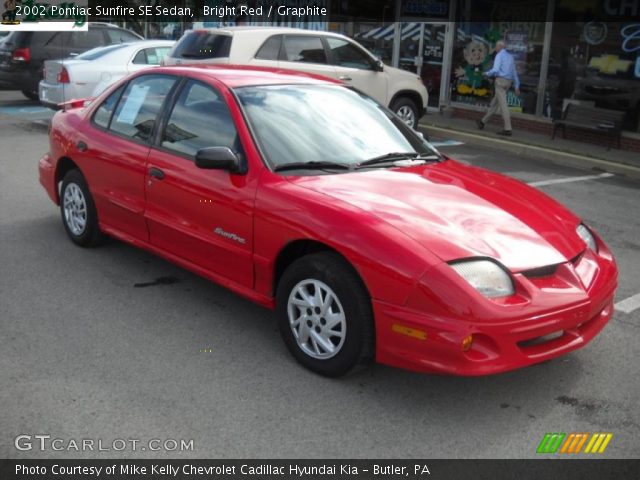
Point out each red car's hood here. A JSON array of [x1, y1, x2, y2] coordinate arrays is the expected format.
[[288, 160, 584, 272]]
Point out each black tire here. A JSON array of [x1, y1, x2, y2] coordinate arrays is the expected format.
[[21, 89, 39, 101], [390, 96, 420, 129], [59, 169, 103, 247], [276, 251, 374, 377]]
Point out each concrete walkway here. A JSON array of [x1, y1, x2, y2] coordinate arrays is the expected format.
[[419, 113, 640, 181]]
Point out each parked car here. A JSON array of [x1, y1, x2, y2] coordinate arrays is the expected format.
[[0, 23, 142, 100], [164, 27, 429, 129], [39, 66, 617, 377], [39, 40, 175, 109]]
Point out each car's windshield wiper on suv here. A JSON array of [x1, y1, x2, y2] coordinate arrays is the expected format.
[[273, 161, 353, 172], [355, 152, 441, 169]]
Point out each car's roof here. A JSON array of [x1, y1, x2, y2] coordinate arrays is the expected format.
[[153, 64, 342, 88]]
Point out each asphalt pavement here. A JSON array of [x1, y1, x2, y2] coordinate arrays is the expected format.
[[1, 91, 639, 459]]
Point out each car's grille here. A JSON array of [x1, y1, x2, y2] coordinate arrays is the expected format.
[[521, 263, 559, 278]]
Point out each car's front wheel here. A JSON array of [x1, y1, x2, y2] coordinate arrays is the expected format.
[[276, 252, 374, 377], [391, 97, 420, 129], [60, 169, 102, 247]]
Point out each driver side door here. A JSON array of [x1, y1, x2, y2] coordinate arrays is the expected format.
[[325, 37, 388, 106], [144, 79, 256, 288]]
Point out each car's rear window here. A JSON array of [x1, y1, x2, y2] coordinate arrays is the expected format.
[[77, 44, 129, 60], [171, 31, 231, 59]]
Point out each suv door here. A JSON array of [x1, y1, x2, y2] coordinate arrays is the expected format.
[[279, 35, 336, 79], [325, 36, 388, 105], [144, 79, 255, 287]]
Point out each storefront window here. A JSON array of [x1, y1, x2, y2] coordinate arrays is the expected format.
[[546, 21, 640, 132], [454, 0, 547, 115]]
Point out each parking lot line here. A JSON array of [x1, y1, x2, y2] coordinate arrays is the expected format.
[[0, 105, 51, 115], [528, 173, 614, 187], [615, 293, 640, 314], [431, 139, 464, 147]]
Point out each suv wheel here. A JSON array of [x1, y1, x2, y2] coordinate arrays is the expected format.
[[22, 89, 39, 101], [391, 97, 419, 129]]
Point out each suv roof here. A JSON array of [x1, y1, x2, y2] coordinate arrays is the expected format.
[[190, 26, 349, 39]]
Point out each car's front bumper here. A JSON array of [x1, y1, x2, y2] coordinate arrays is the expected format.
[[373, 247, 618, 376]]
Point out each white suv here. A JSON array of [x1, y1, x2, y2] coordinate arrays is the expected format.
[[164, 27, 428, 128]]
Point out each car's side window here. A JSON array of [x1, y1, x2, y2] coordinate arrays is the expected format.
[[109, 75, 176, 142], [161, 81, 241, 159], [132, 47, 170, 65], [326, 37, 374, 70], [282, 36, 327, 64], [92, 85, 125, 129], [255, 35, 282, 60]]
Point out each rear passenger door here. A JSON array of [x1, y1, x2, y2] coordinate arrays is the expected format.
[[144, 80, 255, 287], [83, 74, 177, 242], [278, 35, 336, 79]]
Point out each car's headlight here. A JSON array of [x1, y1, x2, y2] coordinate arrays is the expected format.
[[577, 223, 598, 252], [450, 260, 515, 298]]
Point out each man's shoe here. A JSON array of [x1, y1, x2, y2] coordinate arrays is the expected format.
[[475, 119, 485, 130], [496, 130, 512, 136]]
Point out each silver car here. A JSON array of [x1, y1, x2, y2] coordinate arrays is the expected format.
[[39, 40, 174, 109]]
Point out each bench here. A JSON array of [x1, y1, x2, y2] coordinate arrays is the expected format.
[[552, 104, 625, 150]]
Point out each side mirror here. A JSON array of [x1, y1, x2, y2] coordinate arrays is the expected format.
[[374, 59, 384, 72], [195, 147, 244, 174]]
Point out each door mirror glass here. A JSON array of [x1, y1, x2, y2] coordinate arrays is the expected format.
[[195, 147, 243, 173], [374, 59, 384, 72]]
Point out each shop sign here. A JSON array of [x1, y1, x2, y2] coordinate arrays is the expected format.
[[401, 0, 449, 19]]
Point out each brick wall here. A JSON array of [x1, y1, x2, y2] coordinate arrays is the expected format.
[[451, 107, 640, 152]]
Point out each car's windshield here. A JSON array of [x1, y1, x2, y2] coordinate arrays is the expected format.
[[234, 85, 439, 171]]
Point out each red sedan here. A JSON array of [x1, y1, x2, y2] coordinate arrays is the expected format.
[[39, 66, 618, 377]]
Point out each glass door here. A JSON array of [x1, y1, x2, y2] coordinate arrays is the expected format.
[[421, 23, 447, 108], [397, 22, 449, 109]]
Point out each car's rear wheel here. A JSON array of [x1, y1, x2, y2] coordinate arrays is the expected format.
[[60, 169, 102, 247], [276, 252, 374, 377], [21, 89, 39, 101], [391, 97, 419, 129]]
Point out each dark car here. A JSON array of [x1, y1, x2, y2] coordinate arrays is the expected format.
[[0, 23, 142, 100], [575, 69, 640, 132]]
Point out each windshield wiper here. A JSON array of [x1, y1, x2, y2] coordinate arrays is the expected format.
[[274, 161, 353, 172], [356, 152, 441, 169]]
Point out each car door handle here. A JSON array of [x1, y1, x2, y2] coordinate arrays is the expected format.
[[338, 75, 352, 81], [149, 167, 165, 180], [76, 141, 87, 152]]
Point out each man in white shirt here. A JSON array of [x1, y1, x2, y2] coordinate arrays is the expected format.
[[476, 40, 521, 136]]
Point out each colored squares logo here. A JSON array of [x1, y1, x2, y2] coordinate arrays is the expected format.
[[537, 433, 613, 454]]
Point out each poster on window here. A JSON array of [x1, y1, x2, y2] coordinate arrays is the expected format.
[[505, 31, 528, 63]]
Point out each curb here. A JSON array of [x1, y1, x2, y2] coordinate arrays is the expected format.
[[420, 123, 640, 182]]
